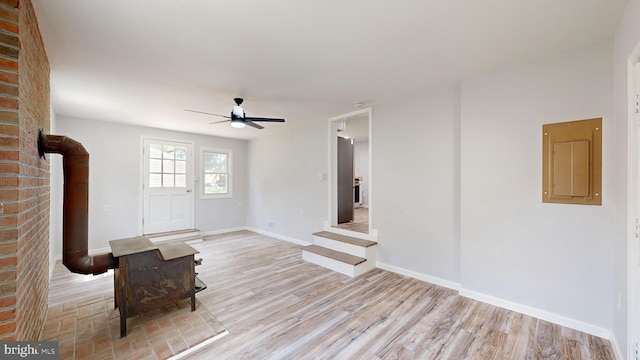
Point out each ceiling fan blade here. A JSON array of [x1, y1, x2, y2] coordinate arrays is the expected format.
[[245, 121, 264, 129], [210, 119, 230, 124], [185, 109, 230, 118], [244, 117, 285, 122]]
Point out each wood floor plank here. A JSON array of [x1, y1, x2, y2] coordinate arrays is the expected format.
[[48, 230, 615, 360], [534, 320, 563, 359], [299, 278, 432, 359]]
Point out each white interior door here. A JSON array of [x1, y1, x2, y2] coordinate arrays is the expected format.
[[142, 138, 194, 234]]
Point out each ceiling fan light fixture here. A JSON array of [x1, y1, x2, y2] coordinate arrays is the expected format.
[[231, 119, 245, 128], [189, 98, 285, 130]]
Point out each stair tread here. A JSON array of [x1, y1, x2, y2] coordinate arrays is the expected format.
[[303, 245, 366, 266], [313, 231, 377, 248], [145, 229, 200, 238]]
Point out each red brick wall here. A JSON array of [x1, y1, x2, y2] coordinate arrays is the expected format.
[[0, 0, 50, 340]]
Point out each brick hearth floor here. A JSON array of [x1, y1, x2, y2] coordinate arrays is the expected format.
[[39, 263, 227, 360]]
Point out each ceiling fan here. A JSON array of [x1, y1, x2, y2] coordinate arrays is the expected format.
[[185, 98, 285, 129]]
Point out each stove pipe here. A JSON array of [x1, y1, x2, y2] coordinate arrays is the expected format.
[[39, 131, 117, 275]]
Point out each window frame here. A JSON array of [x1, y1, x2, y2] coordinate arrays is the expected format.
[[148, 143, 188, 189], [200, 147, 233, 199]]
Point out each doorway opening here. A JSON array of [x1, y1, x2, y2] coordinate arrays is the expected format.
[[327, 107, 375, 239]]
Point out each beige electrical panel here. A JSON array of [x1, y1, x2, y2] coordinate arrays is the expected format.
[[542, 118, 601, 205]]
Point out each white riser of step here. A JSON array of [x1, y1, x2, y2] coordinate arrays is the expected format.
[[302, 250, 375, 277], [313, 236, 377, 259], [150, 234, 202, 244]]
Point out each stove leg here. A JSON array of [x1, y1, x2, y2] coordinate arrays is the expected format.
[[119, 280, 127, 337]]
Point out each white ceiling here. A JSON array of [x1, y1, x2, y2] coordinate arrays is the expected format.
[[32, 0, 628, 140]]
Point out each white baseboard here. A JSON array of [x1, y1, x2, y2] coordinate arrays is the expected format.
[[53, 246, 112, 258], [376, 262, 461, 291], [48, 257, 57, 281], [458, 288, 611, 340], [609, 332, 624, 360], [245, 227, 312, 246], [88, 246, 111, 255], [199, 227, 248, 237]]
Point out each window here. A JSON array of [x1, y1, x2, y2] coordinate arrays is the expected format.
[[149, 144, 187, 188], [201, 148, 232, 199]]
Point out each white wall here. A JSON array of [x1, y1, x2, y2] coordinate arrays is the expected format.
[[460, 43, 614, 331], [51, 116, 247, 254], [246, 119, 328, 243], [242, 43, 617, 339], [242, 43, 617, 335], [612, 0, 640, 356], [49, 106, 62, 278], [374, 86, 461, 283], [354, 140, 369, 206]]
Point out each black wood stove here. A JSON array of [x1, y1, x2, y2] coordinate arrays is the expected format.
[[109, 236, 205, 337]]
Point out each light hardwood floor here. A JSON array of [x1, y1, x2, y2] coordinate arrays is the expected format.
[[335, 207, 369, 234], [188, 231, 613, 359], [46, 230, 614, 359]]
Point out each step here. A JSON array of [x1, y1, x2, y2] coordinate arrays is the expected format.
[[145, 229, 201, 244], [302, 245, 375, 277], [312, 231, 377, 260], [313, 231, 377, 247], [304, 245, 366, 265]]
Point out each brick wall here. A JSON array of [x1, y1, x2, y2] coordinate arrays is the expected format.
[[0, 0, 50, 340]]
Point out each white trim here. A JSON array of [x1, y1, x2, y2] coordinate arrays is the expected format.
[[627, 42, 640, 360], [198, 227, 248, 237], [610, 333, 624, 360], [138, 137, 144, 235], [376, 262, 461, 291], [459, 288, 611, 339], [328, 107, 373, 122], [245, 227, 311, 246], [49, 260, 56, 281], [327, 107, 374, 235], [88, 246, 112, 256]]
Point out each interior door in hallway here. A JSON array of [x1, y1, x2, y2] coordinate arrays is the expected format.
[[142, 138, 194, 234], [337, 136, 354, 224]]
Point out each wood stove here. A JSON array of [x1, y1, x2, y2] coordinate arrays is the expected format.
[[39, 131, 207, 338], [109, 236, 203, 337]]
